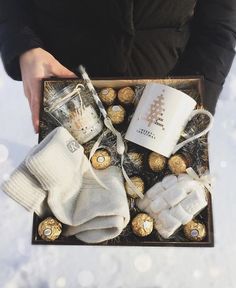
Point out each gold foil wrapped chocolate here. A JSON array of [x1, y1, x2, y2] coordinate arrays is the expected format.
[[168, 153, 191, 175], [118, 87, 135, 105], [38, 217, 62, 241], [91, 149, 111, 170], [107, 105, 126, 125], [127, 151, 143, 167], [99, 88, 116, 105], [125, 176, 145, 199], [131, 213, 154, 237], [148, 152, 167, 172], [183, 220, 206, 241]]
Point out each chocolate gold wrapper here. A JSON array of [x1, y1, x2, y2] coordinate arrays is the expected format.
[[107, 105, 126, 125], [183, 220, 206, 241], [148, 152, 167, 172], [118, 86, 135, 105], [99, 88, 116, 105], [168, 153, 191, 175], [127, 151, 143, 168], [125, 176, 145, 199], [131, 213, 154, 237], [91, 149, 111, 170], [38, 217, 62, 241]]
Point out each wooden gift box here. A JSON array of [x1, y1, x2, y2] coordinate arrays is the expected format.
[[32, 76, 214, 247]]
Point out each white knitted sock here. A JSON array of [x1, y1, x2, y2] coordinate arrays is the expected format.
[[63, 166, 130, 243], [24, 127, 89, 225], [2, 126, 130, 243], [1, 162, 49, 217]]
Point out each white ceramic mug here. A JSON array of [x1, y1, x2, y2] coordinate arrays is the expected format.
[[125, 83, 213, 158]]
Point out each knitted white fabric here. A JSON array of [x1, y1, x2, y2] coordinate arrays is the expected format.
[[24, 127, 89, 225], [1, 162, 50, 217], [1, 127, 130, 243], [136, 174, 208, 239], [63, 166, 130, 243], [1, 127, 87, 222]]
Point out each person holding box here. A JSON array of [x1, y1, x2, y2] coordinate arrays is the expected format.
[[0, 0, 235, 133]]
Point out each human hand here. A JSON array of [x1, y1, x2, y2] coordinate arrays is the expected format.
[[19, 47, 76, 133]]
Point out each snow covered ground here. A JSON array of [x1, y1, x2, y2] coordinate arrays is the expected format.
[[0, 58, 236, 288]]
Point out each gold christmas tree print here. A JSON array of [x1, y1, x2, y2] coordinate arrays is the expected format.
[[144, 91, 165, 130]]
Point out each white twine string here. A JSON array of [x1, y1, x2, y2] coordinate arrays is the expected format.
[[45, 83, 85, 113], [186, 167, 212, 193], [78, 65, 144, 199], [104, 117, 144, 199]]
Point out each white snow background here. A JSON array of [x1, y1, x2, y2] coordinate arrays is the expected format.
[[0, 57, 236, 288]]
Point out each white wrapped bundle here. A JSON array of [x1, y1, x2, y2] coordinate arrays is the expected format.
[[136, 172, 209, 239]]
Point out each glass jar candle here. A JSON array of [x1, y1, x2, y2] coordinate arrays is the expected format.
[[44, 83, 103, 144]]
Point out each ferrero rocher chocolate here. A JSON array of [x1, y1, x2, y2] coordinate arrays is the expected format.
[[148, 152, 167, 172], [118, 87, 135, 105], [168, 153, 191, 175], [131, 213, 154, 237], [183, 220, 206, 241], [38, 217, 62, 241], [91, 149, 111, 170], [99, 88, 116, 105], [107, 105, 126, 125], [127, 151, 143, 167], [125, 176, 145, 199]]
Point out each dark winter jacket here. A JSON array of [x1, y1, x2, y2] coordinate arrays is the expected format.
[[0, 0, 236, 113]]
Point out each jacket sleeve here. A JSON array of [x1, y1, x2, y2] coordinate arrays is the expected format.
[[170, 0, 236, 114], [0, 0, 44, 80]]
